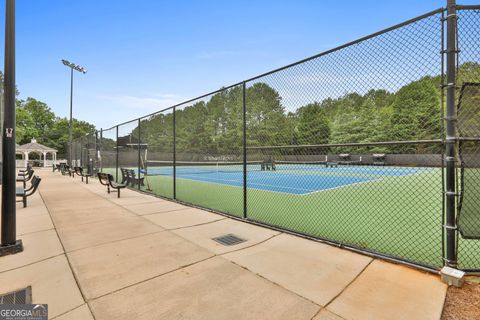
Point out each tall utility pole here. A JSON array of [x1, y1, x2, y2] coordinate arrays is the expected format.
[[444, 0, 458, 267], [0, 0, 23, 256], [61, 59, 86, 166]]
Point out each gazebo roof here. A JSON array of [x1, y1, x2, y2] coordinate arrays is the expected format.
[[17, 139, 57, 153]]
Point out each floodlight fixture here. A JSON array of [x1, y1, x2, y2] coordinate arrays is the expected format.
[[62, 59, 87, 74]]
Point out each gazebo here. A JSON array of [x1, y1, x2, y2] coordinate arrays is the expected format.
[[16, 138, 58, 168]]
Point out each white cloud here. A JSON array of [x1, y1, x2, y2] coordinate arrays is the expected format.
[[98, 93, 186, 110]]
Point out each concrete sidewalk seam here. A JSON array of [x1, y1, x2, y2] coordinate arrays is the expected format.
[[49, 303, 91, 320], [63, 229, 165, 254], [164, 217, 229, 231], [309, 308, 324, 320], [88, 254, 217, 302], [17, 226, 55, 237], [311, 307, 347, 320], [228, 257, 323, 309], [84, 228, 283, 304], [136, 207, 201, 217], [38, 189, 90, 309], [88, 238, 319, 310], [323, 258, 375, 309], [218, 233, 282, 256], [98, 185, 232, 233], [0, 253, 65, 275], [52, 214, 137, 230], [75, 179, 165, 206], [87, 189, 180, 230]]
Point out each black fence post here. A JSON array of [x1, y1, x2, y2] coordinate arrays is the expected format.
[[80, 137, 83, 164], [173, 107, 176, 199], [243, 82, 247, 219], [138, 119, 141, 190], [95, 130, 99, 173], [444, 0, 458, 267], [74, 139, 76, 167], [79, 138, 83, 167], [99, 129, 103, 172], [116, 125, 119, 182], [0, 0, 23, 256]]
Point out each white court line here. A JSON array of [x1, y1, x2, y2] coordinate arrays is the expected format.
[[176, 173, 314, 193], [299, 178, 383, 196], [174, 172, 381, 196], [246, 173, 382, 196], [275, 166, 432, 178], [146, 165, 432, 196]]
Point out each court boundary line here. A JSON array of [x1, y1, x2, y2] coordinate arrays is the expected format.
[[123, 165, 438, 196], [173, 172, 382, 196]]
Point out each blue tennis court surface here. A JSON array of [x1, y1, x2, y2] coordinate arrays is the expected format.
[[145, 165, 432, 195]]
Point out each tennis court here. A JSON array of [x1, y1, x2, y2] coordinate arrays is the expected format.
[[102, 157, 478, 271], [77, 6, 480, 273], [131, 162, 449, 269], [143, 162, 432, 195], [133, 163, 466, 270]]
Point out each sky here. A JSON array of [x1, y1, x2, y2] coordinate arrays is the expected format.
[[0, 0, 478, 129]]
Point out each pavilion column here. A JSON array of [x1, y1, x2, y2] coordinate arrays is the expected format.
[[43, 152, 46, 167], [24, 152, 28, 168]]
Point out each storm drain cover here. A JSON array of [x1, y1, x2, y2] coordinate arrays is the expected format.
[[0, 286, 31, 304], [212, 234, 246, 246]]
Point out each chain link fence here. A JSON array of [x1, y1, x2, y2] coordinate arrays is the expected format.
[[456, 6, 480, 271], [69, 6, 480, 272], [138, 109, 174, 198]]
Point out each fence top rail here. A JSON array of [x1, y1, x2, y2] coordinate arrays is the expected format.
[[457, 4, 480, 9], [98, 6, 449, 131], [246, 139, 444, 150], [244, 7, 445, 83], [100, 125, 118, 132], [459, 137, 480, 142], [111, 82, 246, 129]]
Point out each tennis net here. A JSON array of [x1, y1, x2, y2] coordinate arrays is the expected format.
[[272, 160, 329, 170], [143, 160, 265, 175]]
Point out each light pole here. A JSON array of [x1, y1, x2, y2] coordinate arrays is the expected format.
[[0, 0, 23, 256], [61, 59, 86, 166]]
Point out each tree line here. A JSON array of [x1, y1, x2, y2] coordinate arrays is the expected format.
[[0, 71, 96, 155], [125, 62, 479, 158]]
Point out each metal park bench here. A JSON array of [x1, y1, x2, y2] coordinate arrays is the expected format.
[[74, 166, 93, 184], [18, 164, 32, 176], [120, 168, 144, 188], [97, 172, 127, 198], [16, 175, 42, 208], [61, 164, 74, 177], [16, 168, 34, 189], [120, 168, 129, 184]]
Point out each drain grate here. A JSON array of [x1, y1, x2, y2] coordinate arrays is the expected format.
[[0, 286, 32, 304], [212, 234, 246, 246]]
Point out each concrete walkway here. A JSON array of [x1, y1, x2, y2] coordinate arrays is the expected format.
[[0, 170, 447, 319]]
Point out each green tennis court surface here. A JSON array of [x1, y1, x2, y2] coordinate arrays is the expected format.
[[142, 164, 431, 195], [103, 165, 480, 269]]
